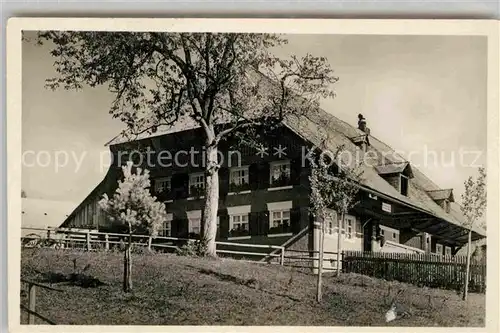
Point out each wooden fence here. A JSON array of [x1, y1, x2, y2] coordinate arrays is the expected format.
[[21, 279, 63, 325], [342, 251, 486, 293], [21, 227, 286, 264], [282, 249, 339, 272]]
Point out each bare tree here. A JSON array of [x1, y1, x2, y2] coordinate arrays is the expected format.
[[37, 31, 338, 257], [460, 167, 486, 301], [308, 144, 363, 302]]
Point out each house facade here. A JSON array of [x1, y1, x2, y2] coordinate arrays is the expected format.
[[59, 109, 486, 268]]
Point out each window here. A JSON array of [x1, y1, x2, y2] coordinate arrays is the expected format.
[[346, 217, 354, 239], [443, 199, 450, 213], [229, 166, 250, 192], [189, 172, 205, 196], [267, 201, 293, 236], [380, 229, 385, 236], [392, 233, 397, 240], [227, 205, 251, 238], [190, 218, 201, 234], [187, 210, 201, 235], [436, 244, 443, 255], [154, 177, 171, 193], [327, 220, 335, 235], [161, 213, 173, 237], [230, 166, 249, 185], [400, 174, 409, 196], [162, 221, 172, 237], [269, 160, 291, 187], [445, 246, 452, 256], [230, 214, 249, 230], [271, 210, 290, 228]]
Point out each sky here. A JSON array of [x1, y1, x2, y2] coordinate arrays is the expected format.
[[21, 32, 487, 205]]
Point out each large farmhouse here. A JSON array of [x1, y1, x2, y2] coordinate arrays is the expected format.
[[59, 100, 486, 268]]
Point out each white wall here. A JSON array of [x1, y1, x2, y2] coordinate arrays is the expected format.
[[313, 213, 364, 273], [380, 240, 424, 254]]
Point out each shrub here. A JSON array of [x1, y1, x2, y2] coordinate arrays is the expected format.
[[176, 240, 208, 257]]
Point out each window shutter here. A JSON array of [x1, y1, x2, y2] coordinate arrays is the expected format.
[[248, 163, 259, 191], [169, 218, 178, 237], [261, 211, 270, 234], [219, 167, 229, 196], [260, 162, 271, 189], [249, 211, 260, 236], [219, 211, 229, 239], [290, 207, 301, 234], [290, 158, 302, 186], [175, 218, 189, 238], [172, 173, 189, 199]]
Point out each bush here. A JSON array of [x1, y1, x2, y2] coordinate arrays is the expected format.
[[176, 240, 207, 257]]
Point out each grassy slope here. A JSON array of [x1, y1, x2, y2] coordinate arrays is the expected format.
[[20, 249, 485, 326]]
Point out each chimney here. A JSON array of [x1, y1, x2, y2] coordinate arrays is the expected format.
[[358, 113, 367, 132]]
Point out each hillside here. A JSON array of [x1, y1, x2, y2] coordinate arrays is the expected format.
[[20, 249, 485, 326]]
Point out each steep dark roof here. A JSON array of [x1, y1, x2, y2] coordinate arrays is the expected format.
[[102, 70, 486, 242], [282, 109, 485, 240]]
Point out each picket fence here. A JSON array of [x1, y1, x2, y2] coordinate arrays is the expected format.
[[342, 250, 486, 293]]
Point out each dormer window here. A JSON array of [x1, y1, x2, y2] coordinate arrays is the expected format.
[[427, 189, 454, 213], [400, 174, 409, 196], [375, 162, 414, 196], [350, 134, 370, 152]]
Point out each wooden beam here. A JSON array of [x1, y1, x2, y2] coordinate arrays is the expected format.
[[410, 218, 437, 230], [432, 224, 459, 237], [446, 228, 469, 240], [424, 221, 450, 234]]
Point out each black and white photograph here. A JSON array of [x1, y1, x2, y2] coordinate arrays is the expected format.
[[7, 18, 499, 330]]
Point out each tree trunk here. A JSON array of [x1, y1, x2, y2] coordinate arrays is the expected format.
[[123, 233, 132, 292], [336, 211, 344, 276], [202, 144, 219, 257], [462, 230, 472, 301], [316, 218, 325, 303]]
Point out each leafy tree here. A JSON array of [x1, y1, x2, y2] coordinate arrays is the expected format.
[[38, 31, 338, 257], [460, 167, 486, 301], [98, 161, 167, 292], [308, 143, 363, 302]]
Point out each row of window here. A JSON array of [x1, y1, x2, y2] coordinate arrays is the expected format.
[[325, 215, 363, 240], [436, 243, 452, 256], [160, 201, 294, 239], [154, 160, 292, 197]]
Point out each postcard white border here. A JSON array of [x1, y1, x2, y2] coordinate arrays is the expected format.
[[6, 18, 500, 333]]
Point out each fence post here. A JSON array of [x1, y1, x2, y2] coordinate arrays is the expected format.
[[86, 231, 91, 251], [280, 247, 285, 266], [28, 284, 36, 324], [148, 236, 152, 251], [341, 251, 344, 273], [105, 234, 109, 251]]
